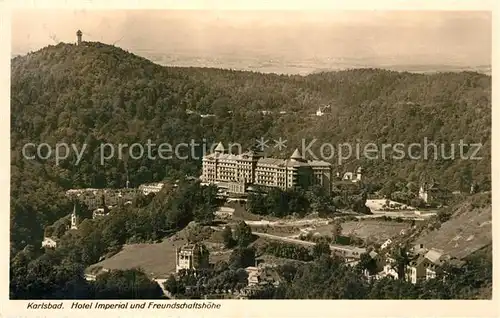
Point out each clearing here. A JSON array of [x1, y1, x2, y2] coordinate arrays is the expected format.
[[313, 220, 411, 243], [87, 224, 231, 278]]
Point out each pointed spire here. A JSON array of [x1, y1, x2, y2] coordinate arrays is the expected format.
[[124, 160, 130, 189], [214, 142, 225, 153], [70, 203, 78, 230], [290, 148, 303, 161]]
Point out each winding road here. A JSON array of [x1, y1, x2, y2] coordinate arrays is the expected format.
[[252, 232, 366, 256]]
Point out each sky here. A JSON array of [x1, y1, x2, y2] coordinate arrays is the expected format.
[[11, 10, 492, 72]]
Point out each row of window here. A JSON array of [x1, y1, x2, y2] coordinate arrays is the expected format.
[[203, 164, 330, 173], [256, 180, 288, 187], [203, 170, 327, 188]]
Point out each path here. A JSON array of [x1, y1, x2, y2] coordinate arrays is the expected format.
[[253, 232, 366, 256], [244, 218, 329, 227], [152, 278, 175, 299]]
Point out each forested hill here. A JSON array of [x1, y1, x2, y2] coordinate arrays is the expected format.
[[10, 41, 491, 251]]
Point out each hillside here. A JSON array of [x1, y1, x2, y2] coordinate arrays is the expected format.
[[413, 192, 492, 259], [10, 41, 491, 252]]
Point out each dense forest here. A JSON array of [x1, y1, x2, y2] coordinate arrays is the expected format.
[[10, 180, 219, 299], [10, 41, 491, 299], [11, 41, 491, 191], [11, 42, 491, 249]]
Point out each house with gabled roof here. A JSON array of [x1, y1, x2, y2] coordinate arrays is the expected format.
[[408, 248, 449, 284]]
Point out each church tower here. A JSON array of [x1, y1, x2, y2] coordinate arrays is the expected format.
[[76, 30, 82, 46], [70, 203, 78, 230]]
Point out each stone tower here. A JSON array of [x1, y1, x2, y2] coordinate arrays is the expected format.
[[76, 30, 82, 45]]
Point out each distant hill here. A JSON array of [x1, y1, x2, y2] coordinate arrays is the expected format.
[[12, 50, 491, 76], [127, 51, 492, 76], [10, 41, 491, 252]]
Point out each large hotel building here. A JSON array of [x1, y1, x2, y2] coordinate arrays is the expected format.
[[201, 142, 332, 194]]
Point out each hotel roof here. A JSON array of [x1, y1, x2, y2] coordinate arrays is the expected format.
[[425, 249, 445, 264], [204, 150, 258, 161], [307, 160, 331, 167], [203, 143, 332, 167]]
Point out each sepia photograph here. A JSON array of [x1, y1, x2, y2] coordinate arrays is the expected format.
[[9, 7, 492, 306]]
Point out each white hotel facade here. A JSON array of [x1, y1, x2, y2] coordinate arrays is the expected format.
[[201, 142, 332, 194]]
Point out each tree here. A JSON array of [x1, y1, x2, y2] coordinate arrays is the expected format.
[[263, 242, 313, 261], [229, 247, 256, 269], [234, 221, 253, 247], [352, 197, 371, 214], [133, 193, 154, 208], [277, 263, 299, 283], [164, 274, 179, 295], [331, 220, 343, 243], [193, 203, 215, 225], [44, 226, 55, 238], [312, 241, 331, 259], [406, 182, 418, 194], [306, 186, 334, 217], [10, 249, 92, 299], [358, 252, 378, 275], [93, 269, 164, 299], [54, 220, 70, 238], [410, 198, 426, 208], [381, 180, 397, 198], [392, 246, 412, 281], [288, 189, 311, 217], [246, 193, 267, 215], [391, 191, 413, 205], [193, 185, 218, 225], [184, 223, 205, 244], [460, 164, 473, 192], [222, 226, 236, 249], [214, 260, 229, 273]]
